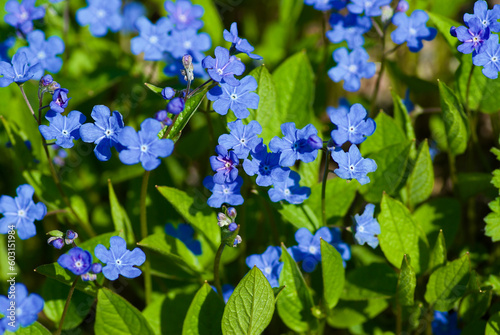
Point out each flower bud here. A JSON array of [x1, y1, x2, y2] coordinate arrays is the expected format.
[[380, 6, 394, 24], [450, 26, 457, 38], [307, 134, 323, 150], [155, 110, 173, 126], [40, 74, 53, 87], [228, 222, 238, 232], [162, 87, 175, 100], [227, 207, 237, 219], [91, 263, 102, 274], [46, 230, 64, 238], [167, 97, 185, 115], [233, 235, 242, 247], [396, 0, 409, 12], [66, 230, 78, 240], [217, 213, 231, 227], [182, 54, 194, 82], [48, 237, 64, 249], [81, 273, 97, 282]]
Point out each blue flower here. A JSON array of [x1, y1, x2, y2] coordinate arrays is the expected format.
[[122, 2, 146, 33], [223, 22, 262, 60], [202, 46, 245, 86], [328, 47, 375, 92], [0, 37, 15, 62], [246, 246, 283, 287], [402, 88, 415, 113], [347, 0, 391, 17], [328, 103, 375, 146], [58, 247, 93, 275], [49, 88, 71, 113], [331, 144, 377, 185], [268, 170, 311, 204], [431, 311, 461, 335], [429, 140, 439, 161], [95, 236, 146, 280], [289, 227, 332, 272], [167, 97, 185, 115], [79, 105, 125, 161], [131, 17, 172, 61], [18, 30, 65, 80], [39, 111, 86, 149], [396, 0, 409, 12], [305, 0, 347, 11], [391, 10, 438, 52], [473, 33, 500, 79], [269, 123, 322, 167], [168, 28, 211, 62], [203, 175, 244, 208], [76, 0, 122, 37], [207, 75, 260, 119], [165, 0, 204, 31], [4, 0, 45, 34], [218, 120, 262, 159], [326, 13, 372, 49], [456, 17, 491, 55], [330, 227, 351, 267], [0, 184, 46, 240], [165, 223, 202, 255], [222, 284, 234, 304], [0, 50, 42, 87], [243, 143, 289, 187], [0, 283, 44, 332], [117, 118, 175, 171], [210, 145, 240, 184], [464, 0, 500, 33], [327, 98, 350, 121], [353, 204, 380, 248]]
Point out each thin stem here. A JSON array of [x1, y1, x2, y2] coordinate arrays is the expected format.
[[370, 23, 387, 115], [19, 85, 38, 123], [140, 170, 152, 305], [46, 209, 68, 217], [321, 150, 329, 227], [384, 43, 402, 56], [448, 153, 457, 191], [213, 243, 226, 300], [162, 114, 180, 139], [372, 18, 384, 38], [396, 303, 402, 335], [55, 277, 78, 335], [187, 79, 214, 99]]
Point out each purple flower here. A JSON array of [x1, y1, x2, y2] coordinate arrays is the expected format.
[[328, 47, 375, 92], [243, 143, 289, 187], [162, 87, 175, 100], [167, 97, 185, 114], [269, 123, 322, 167], [203, 175, 244, 208], [4, 0, 45, 34], [0, 50, 42, 87], [326, 13, 372, 49], [305, 0, 348, 11], [245, 246, 283, 287], [210, 145, 239, 184], [391, 10, 438, 52], [79, 105, 125, 161], [168, 29, 211, 62], [396, 0, 409, 12], [48, 237, 64, 249], [0, 184, 46, 240], [39, 111, 85, 148], [464, 1, 500, 33], [268, 170, 311, 204], [58, 247, 93, 275], [165, 0, 204, 31], [0, 37, 15, 62], [117, 118, 175, 171], [455, 17, 490, 54], [473, 33, 500, 79], [155, 110, 172, 126], [95, 236, 146, 280], [218, 120, 262, 159], [223, 22, 262, 60], [49, 88, 71, 114], [331, 144, 377, 185], [131, 17, 172, 61], [328, 103, 376, 146], [432, 311, 461, 335], [0, 284, 44, 332], [202, 46, 245, 86], [353, 204, 380, 248], [122, 2, 146, 33], [76, 0, 122, 37], [165, 223, 201, 255], [347, 0, 391, 17], [207, 75, 259, 119]]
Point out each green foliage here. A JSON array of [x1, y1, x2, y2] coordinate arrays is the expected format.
[[321, 239, 345, 309], [413, 197, 460, 246], [108, 179, 135, 244], [459, 272, 492, 323], [396, 255, 416, 307], [183, 283, 224, 335], [326, 299, 389, 329], [486, 311, 500, 335], [428, 230, 447, 273], [4, 322, 51, 335], [406, 140, 434, 208], [485, 144, 500, 241], [341, 263, 397, 301]]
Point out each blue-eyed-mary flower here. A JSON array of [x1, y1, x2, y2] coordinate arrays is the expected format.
[[305, 0, 347, 11], [209, 145, 239, 184], [130, 17, 172, 61], [245, 246, 283, 287], [207, 75, 259, 119], [57, 247, 93, 276], [121, 2, 146, 33], [223, 22, 262, 60], [95, 236, 146, 280], [202, 46, 245, 86], [391, 10, 437, 52], [352, 204, 380, 248], [328, 47, 376, 92], [289, 227, 332, 272], [39, 111, 86, 149], [0, 283, 44, 332], [76, 0, 122, 37], [464, 1, 500, 33], [218, 119, 262, 159], [455, 17, 490, 54], [18, 30, 64, 79], [268, 170, 311, 204], [432, 311, 461, 335], [473, 33, 500, 79], [168, 29, 211, 62], [49, 88, 71, 114], [243, 143, 289, 187], [164, 0, 204, 31], [331, 144, 377, 185], [327, 13, 372, 49], [203, 175, 244, 208], [347, 0, 391, 17], [0, 50, 42, 87], [4, 0, 45, 34], [328, 103, 375, 146]]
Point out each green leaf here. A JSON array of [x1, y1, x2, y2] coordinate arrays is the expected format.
[[397, 255, 416, 307], [486, 311, 500, 335], [427, 12, 461, 58], [391, 89, 416, 141], [361, 112, 407, 156], [95, 288, 155, 335], [108, 179, 135, 244], [341, 263, 397, 301], [438, 80, 470, 155], [35, 263, 98, 296], [326, 299, 389, 329], [4, 322, 51, 335], [277, 203, 319, 231], [485, 197, 500, 242], [156, 186, 219, 251], [277, 246, 318, 332], [378, 194, 429, 274], [459, 273, 492, 323], [321, 239, 345, 309], [429, 114, 448, 151], [183, 283, 224, 335], [273, 286, 286, 301], [428, 230, 447, 273], [406, 140, 434, 208], [222, 267, 276, 335], [424, 253, 470, 311], [462, 319, 487, 335], [144, 83, 163, 95], [457, 172, 497, 200]]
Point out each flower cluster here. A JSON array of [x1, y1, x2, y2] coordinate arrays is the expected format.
[[216, 206, 242, 247]]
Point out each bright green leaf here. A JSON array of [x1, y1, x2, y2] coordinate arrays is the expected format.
[[485, 197, 500, 242], [4, 322, 51, 335], [326, 299, 389, 329], [361, 112, 407, 156], [397, 255, 416, 307], [428, 230, 447, 273], [391, 89, 416, 142], [321, 240, 345, 309], [35, 263, 98, 296], [144, 83, 163, 95], [108, 179, 135, 244], [486, 311, 500, 335], [183, 283, 224, 335], [406, 140, 434, 208]]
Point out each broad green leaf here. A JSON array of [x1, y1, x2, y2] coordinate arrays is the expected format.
[[413, 197, 460, 246], [108, 179, 135, 244], [429, 115, 448, 151], [378, 194, 429, 274], [321, 240, 345, 309], [406, 140, 434, 208], [396, 255, 416, 307], [438, 80, 470, 155], [144, 82, 163, 95], [35, 263, 98, 296], [459, 272, 492, 323], [424, 253, 470, 311], [428, 230, 447, 273], [278, 203, 319, 231], [156, 186, 219, 251], [361, 112, 407, 156], [273, 286, 286, 301], [326, 299, 389, 329], [277, 246, 318, 332], [341, 263, 397, 301], [95, 288, 155, 335], [391, 89, 416, 142], [4, 322, 51, 335], [222, 267, 276, 335], [485, 197, 500, 242], [183, 283, 224, 335], [486, 311, 500, 335]]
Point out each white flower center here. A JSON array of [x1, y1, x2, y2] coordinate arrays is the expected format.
[[230, 94, 238, 100], [365, 1, 373, 7], [75, 261, 82, 268], [473, 36, 479, 42], [223, 188, 230, 194], [97, 10, 106, 18], [178, 13, 188, 22], [217, 68, 224, 75], [348, 64, 358, 73], [409, 28, 417, 36], [284, 189, 290, 195], [141, 145, 148, 152], [116, 259, 122, 265], [349, 165, 355, 171], [37, 51, 46, 60], [17, 209, 25, 217], [183, 41, 192, 49], [349, 126, 355, 132], [105, 129, 112, 137], [308, 246, 317, 254], [492, 56, 498, 62], [264, 266, 272, 274], [62, 130, 69, 136], [19, 11, 28, 21], [149, 36, 159, 44], [483, 20, 488, 26], [358, 225, 365, 232]]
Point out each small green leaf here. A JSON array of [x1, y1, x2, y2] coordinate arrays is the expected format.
[[424, 253, 470, 311], [459, 272, 492, 323], [183, 283, 224, 335], [221, 267, 275, 335], [108, 179, 135, 244], [429, 230, 447, 272], [95, 288, 155, 335], [486, 311, 500, 335], [277, 203, 319, 231], [406, 140, 434, 208], [485, 197, 500, 242], [277, 246, 318, 332], [341, 263, 397, 301], [326, 299, 389, 329], [391, 89, 416, 141], [144, 83, 163, 95], [397, 255, 416, 307], [4, 322, 51, 335], [321, 239, 345, 309], [361, 112, 407, 156]]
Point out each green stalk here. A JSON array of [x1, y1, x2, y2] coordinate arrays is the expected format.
[[321, 149, 330, 227], [213, 243, 226, 300], [140, 170, 152, 305], [55, 277, 78, 335]]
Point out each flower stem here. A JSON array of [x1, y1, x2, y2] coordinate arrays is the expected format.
[[19, 85, 38, 124], [321, 150, 330, 227], [55, 277, 78, 335], [213, 243, 226, 300], [187, 79, 214, 99], [140, 170, 152, 305]]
